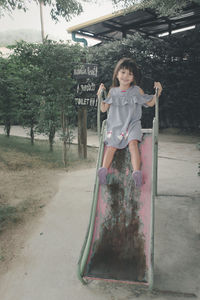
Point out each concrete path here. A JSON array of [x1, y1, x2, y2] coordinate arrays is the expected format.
[[0, 128, 199, 300]]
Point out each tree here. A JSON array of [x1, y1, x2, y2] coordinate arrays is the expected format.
[[0, 56, 20, 136], [19, 64, 42, 145], [112, 0, 200, 16], [9, 39, 85, 162], [0, 0, 86, 21], [34, 40, 84, 156], [0, 0, 89, 45], [1, 0, 200, 22], [10, 41, 44, 144]]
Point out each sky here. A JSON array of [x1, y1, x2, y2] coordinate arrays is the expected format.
[[0, 0, 114, 43]]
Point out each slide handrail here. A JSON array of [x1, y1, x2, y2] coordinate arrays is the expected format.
[[77, 120, 106, 284], [150, 87, 159, 289], [97, 89, 107, 140]]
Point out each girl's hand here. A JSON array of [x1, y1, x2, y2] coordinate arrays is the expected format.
[[154, 82, 162, 97], [97, 83, 106, 96]]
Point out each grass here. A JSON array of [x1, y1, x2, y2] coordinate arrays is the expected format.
[[0, 205, 20, 234], [0, 134, 98, 170], [0, 134, 63, 168]]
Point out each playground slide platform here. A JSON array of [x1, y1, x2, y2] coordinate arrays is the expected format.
[[78, 121, 155, 288]]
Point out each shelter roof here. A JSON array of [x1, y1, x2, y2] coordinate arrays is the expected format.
[[67, 2, 200, 42]]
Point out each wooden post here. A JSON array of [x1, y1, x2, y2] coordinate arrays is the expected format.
[[78, 107, 87, 159]]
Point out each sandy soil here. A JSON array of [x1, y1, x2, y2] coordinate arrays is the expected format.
[[0, 166, 63, 273]]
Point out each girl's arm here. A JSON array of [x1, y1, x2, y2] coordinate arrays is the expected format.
[[97, 83, 110, 112], [101, 102, 110, 113], [139, 82, 162, 107]]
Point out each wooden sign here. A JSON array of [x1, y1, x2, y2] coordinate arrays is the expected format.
[[75, 97, 97, 107], [74, 64, 98, 79], [73, 63, 98, 159], [76, 82, 96, 93], [74, 64, 98, 107]]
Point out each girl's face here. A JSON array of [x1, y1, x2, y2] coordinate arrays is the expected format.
[[117, 68, 134, 89]]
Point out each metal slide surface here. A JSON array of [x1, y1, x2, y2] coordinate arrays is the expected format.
[[78, 121, 154, 287]]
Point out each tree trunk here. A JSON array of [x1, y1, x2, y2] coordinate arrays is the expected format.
[[67, 124, 70, 148], [62, 111, 67, 168], [5, 121, 11, 137], [49, 125, 55, 152], [30, 126, 34, 145], [78, 107, 87, 159]]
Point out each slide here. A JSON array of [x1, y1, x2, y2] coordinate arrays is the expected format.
[[77, 120, 156, 288]]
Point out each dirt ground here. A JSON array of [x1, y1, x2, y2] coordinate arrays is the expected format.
[[0, 167, 61, 272], [0, 135, 97, 275]]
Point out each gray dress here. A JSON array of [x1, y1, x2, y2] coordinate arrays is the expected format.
[[103, 85, 153, 149]]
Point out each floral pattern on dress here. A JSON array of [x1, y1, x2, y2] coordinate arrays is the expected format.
[[107, 131, 112, 139], [117, 130, 129, 141]]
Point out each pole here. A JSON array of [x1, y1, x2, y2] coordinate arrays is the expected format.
[[154, 88, 159, 196], [39, 0, 45, 43]]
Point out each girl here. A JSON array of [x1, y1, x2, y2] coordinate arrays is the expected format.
[[97, 57, 162, 187]]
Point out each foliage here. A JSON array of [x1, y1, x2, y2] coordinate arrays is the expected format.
[[10, 40, 85, 154], [88, 29, 200, 130], [111, 0, 200, 17], [46, 0, 83, 22], [0, 0, 28, 14], [0, 56, 21, 136], [33, 40, 84, 152], [11, 42, 44, 144], [0, 0, 88, 21], [2, 0, 200, 20]]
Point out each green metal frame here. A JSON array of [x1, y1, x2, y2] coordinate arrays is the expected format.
[[77, 120, 106, 284], [97, 89, 107, 140], [149, 88, 159, 289], [154, 88, 159, 197]]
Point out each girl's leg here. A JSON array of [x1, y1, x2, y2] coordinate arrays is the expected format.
[[102, 146, 117, 169], [128, 140, 141, 171], [98, 146, 117, 184], [129, 140, 142, 187]]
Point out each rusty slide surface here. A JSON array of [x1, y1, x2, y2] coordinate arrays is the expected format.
[[78, 121, 154, 287]]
